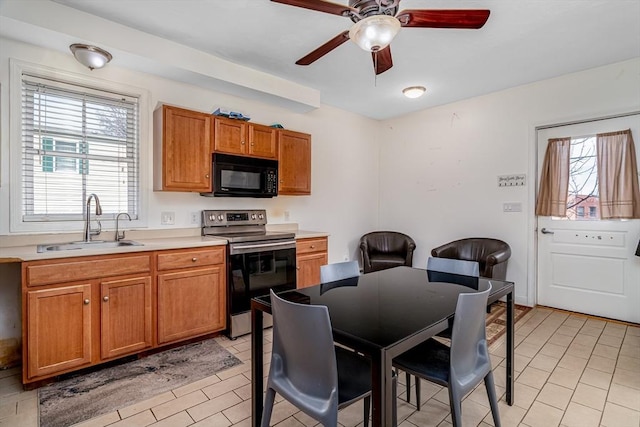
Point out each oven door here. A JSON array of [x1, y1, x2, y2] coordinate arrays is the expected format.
[[228, 240, 297, 316]]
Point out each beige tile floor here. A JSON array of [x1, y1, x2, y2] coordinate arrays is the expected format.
[[1, 306, 639, 427]]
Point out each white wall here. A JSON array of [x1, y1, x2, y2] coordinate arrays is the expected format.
[[378, 58, 640, 305], [0, 38, 382, 367], [0, 37, 381, 261]]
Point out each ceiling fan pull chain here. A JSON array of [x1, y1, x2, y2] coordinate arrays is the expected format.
[[374, 51, 378, 87]]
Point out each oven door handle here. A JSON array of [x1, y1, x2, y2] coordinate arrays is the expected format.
[[229, 240, 296, 254]]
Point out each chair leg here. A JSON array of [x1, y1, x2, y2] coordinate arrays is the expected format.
[[363, 396, 371, 427], [260, 388, 276, 427], [448, 386, 462, 427], [484, 371, 501, 427], [415, 377, 421, 411], [405, 372, 411, 403]]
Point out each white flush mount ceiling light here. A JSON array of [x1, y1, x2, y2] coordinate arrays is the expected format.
[[402, 86, 426, 99], [69, 44, 112, 70], [348, 15, 401, 52]]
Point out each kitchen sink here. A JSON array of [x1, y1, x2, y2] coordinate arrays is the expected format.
[[37, 240, 144, 253]]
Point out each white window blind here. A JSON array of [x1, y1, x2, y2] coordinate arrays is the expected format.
[[21, 74, 139, 222]]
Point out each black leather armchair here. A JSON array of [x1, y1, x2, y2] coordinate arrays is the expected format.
[[430, 238, 511, 280], [359, 231, 416, 274]]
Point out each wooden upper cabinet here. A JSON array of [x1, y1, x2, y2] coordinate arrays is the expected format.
[[213, 117, 277, 159], [154, 105, 212, 192], [248, 123, 278, 158], [278, 129, 311, 195], [213, 116, 246, 155]]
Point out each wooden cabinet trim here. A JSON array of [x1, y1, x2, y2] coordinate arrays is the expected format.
[[156, 247, 225, 271], [26, 254, 152, 287], [296, 237, 328, 254]]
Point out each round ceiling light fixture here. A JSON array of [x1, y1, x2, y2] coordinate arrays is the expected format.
[[70, 44, 113, 70], [402, 86, 426, 99], [349, 15, 401, 52]]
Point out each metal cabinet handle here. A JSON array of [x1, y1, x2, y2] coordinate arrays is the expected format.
[[310, 245, 315, 249], [83, 299, 90, 305], [296, 267, 300, 270], [541, 228, 555, 234], [205, 174, 209, 179], [103, 296, 109, 302], [192, 257, 198, 262], [241, 141, 246, 145]]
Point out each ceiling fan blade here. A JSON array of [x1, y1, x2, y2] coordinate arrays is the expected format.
[[397, 9, 491, 29], [271, 0, 355, 17], [296, 31, 350, 65], [372, 46, 393, 75]]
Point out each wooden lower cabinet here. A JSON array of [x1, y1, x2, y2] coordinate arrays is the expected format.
[[157, 266, 226, 344], [22, 247, 226, 384], [296, 237, 328, 288], [100, 276, 152, 360], [26, 284, 92, 379]]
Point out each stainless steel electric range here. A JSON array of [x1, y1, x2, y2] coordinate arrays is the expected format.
[[202, 209, 296, 339]]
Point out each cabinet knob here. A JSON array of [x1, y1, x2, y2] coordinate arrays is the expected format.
[[296, 267, 300, 271], [205, 174, 209, 179], [241, 141, 246, 145], [83, 299, 90, 305], [310, 245, 315, 249], [103, 296, 109, 302], [192, 257, 198, 262]]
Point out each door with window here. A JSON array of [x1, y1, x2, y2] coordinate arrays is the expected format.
[[536, 114, 640, 323]]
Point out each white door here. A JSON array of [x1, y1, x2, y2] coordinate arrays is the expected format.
[[536, 114, 640, 323]]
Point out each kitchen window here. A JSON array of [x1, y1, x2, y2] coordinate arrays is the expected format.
[[20, 73, 140, 223]]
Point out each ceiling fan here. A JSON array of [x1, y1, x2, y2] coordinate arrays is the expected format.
[[271, 0, 490, 75]]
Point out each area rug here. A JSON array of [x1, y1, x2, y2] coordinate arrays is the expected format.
[[486, 301, 532, 347], [39, 338, 242, 427]]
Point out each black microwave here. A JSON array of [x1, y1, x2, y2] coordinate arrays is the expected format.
[[201, 153, 278, 198]]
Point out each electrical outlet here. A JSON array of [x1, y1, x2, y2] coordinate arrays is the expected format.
[[161, 211, 175, 225], [190, 212, 200, 225]]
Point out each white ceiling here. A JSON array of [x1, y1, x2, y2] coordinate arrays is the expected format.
[[12, 1, 640, 119]]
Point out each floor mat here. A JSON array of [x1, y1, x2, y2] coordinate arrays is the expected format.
[[38, 337, 242, 427]]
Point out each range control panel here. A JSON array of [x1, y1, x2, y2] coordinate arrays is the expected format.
[[202, 209, 267, 227]]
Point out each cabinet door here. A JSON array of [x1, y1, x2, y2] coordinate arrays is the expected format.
[[27, 284, 92, 379], [157, 266, 226, 344], [162, 106, 212, 191], [213, 117, 247, 155], [296, 252, 327, 289], [248, 123, 277, 159], [278, 130, 311, 195], [101, 276, 152, 360]]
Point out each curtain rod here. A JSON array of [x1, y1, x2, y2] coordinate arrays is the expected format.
[[536, 110, 640, 131]]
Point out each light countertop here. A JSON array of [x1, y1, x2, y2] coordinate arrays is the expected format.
[[0, 230, 329, 263]]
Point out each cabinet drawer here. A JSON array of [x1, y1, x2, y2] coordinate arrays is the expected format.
[[26, 254, 152, 287], [157, 247, 225, 271], [296, 238, 327, 254]]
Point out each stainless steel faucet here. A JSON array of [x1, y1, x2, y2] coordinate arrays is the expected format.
[[115, 212, 132, 241], [83, 193, 102, 243]]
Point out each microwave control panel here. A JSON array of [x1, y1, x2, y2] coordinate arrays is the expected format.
[[266, 170, 277, 193]]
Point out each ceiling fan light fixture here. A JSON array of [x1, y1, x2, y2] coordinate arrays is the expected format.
[[70, 44, 112, 70], [402, 86, 426, 98], [349, 15, 401, 52]]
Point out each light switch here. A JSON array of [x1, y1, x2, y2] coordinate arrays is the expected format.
[[503, 203, 522, 212], [161, 211, 175, 225]]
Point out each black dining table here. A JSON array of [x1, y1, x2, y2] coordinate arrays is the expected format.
[[250, 266, 515, 427]]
